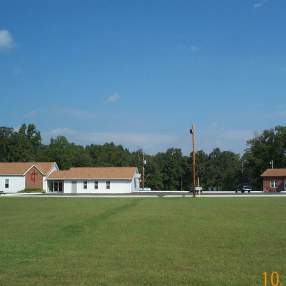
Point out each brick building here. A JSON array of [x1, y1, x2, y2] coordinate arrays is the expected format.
[[261, 168, 286, 192]]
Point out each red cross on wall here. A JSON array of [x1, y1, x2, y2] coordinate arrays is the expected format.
[[30, 171, 36, 183]]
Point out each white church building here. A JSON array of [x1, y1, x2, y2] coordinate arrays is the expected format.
[[47, 167, 140, 194], [0, 162, 58, 193], [0, 163, 140, 194]]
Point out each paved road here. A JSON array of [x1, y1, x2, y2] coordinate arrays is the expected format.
[[1, 191, 286, 198]]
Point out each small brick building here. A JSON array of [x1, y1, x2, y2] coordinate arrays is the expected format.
[[261, 168, 286, 192]]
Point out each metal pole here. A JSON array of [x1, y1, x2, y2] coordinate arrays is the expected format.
[[142, 151, 145, 191], [192, 124, 196, 198]]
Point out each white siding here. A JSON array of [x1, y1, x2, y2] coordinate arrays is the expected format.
[[61, 179, 132, 194], [43, 176, 48, 191], [63, 181, 72, 193], [0, 176, 25, 193], [131, 170, 141, 192]]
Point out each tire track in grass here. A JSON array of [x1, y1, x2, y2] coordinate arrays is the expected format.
[[1, 199, 143, 267], [0, 199, 144, 284], [60, 198, 143, 239]]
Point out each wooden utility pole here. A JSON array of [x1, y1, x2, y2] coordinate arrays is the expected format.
[[190, 124, 196, 197]]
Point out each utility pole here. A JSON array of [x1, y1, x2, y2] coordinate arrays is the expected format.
[[190, 124, 196, 197], [142, 151, 145, 191], [241, 160, 244, 175]]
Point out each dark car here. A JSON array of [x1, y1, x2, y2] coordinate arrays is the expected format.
[[235, 184, 252, 193]]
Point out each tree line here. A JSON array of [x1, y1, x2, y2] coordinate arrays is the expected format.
[[0, 124, 285, 191]]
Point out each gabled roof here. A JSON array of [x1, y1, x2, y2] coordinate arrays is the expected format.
[[0, 162, 57, 176], [48, 167, 138, 180], [261, 168, 286, 177]]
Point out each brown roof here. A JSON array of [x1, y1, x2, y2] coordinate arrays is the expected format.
[[0, 162, 56, 176], [261, 168, 286, 177], [48, 167, 138, 180]]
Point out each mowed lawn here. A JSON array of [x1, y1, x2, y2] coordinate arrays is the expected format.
[[0, 198, 286, 286]]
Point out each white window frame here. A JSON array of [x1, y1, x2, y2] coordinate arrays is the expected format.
[[50, 180, 63, 192], [270, 179, 277, 188], [5, 179, 9, 189], [106, 181, 110, 190], [83, 181, 87, 189], [94, 180, 98, 190]]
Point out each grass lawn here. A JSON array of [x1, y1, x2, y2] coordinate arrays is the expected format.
[[0, 198, 286, 286]]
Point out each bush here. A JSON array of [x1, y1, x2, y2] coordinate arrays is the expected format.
[[18, 188, 44, 193]]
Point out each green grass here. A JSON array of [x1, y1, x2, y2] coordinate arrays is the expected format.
[[0, 198, 286, 286]]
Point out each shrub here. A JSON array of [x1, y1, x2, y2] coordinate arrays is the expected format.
[[18, 188, 43, 193]]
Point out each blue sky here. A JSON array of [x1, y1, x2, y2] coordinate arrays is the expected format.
[[0, 0, 285, 154]]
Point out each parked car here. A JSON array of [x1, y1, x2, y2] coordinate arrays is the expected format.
[[235, 184, 252, 193]]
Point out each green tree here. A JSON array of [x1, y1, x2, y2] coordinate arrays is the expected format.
[[243, 126, 286, 190], [202, 148, 240, 191], [144, 157, 164, 190], [195, 150, 208, 189], [9, 124, 42, 161], [155, 148, 185, 190], [0, 127, 14, 161], [86, 143, 131, 167], [43, 136, 92, 169]]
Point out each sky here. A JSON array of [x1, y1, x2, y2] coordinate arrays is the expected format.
[[0, 0, 285, 155]]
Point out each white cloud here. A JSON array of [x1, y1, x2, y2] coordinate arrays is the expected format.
[[43, 128, 178, 151], [105, 92, 120, 104], [22, 107, 96, 121], [0, 29, 14, 49], [253, 2, 263, 8], [253, 0, 269, 9]]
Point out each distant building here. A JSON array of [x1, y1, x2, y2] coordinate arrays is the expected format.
[[261, 169, 286, 192], [0, 162, 58, 193], [47, 167, 140, 194]]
